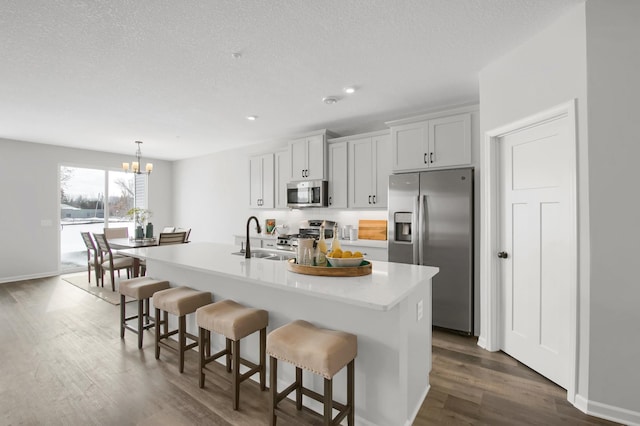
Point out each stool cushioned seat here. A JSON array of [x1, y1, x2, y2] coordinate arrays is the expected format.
[[119, 277, 170, 299], [153, 286, 212, 316], [196, 300, 268, 340], [267, 319, 357, 379]]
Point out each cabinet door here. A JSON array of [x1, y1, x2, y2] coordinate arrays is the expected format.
[[428, 113, 471, 168], [328, 142, 348, 208], [248, 155, 263, 208], [391, 122, 428, 171], [373, 134, 391, 207], [249, 153, 274, 209], [274, 150, 289, 208], [348, 137, 374, 208], [289, 137, 307, 181], [261, 153, 274, 209], [305, 134, 326, 180]]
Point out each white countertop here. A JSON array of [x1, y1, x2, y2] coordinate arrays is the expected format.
[[121, 242, 437, 311]]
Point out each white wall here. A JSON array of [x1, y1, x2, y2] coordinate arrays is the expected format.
[[480, 1, 640, 422], [583, 0, 640, 415], [0, 138, 173, 282]]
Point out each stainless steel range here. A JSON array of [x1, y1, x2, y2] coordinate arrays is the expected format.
[[277, 220, 336, 250]]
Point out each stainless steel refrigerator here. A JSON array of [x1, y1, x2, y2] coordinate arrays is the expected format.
[[388, 168, 473, 334]]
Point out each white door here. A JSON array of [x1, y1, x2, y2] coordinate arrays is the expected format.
[[498, 115, 573, 388]]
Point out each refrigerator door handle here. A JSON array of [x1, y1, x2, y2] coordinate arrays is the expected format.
[[418, 194, 426, 265], [413, 195, 420, 264]]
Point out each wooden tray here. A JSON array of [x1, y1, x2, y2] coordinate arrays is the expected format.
[[286, 259, 372, 277]]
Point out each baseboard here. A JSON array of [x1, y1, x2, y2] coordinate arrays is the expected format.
[[477, 335, 487, 349], [406, 383, 431, 426], [0, 271, 59, 284], [575, 393, 640, 426]]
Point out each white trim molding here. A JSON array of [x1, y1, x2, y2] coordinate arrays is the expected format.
[[479, 99, 579, 404], [575, 394, 640, 426]]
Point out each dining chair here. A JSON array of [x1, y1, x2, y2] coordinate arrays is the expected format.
[[175, 228, 191, 242], [93, 233, 135, 291], [158, 231, 187, 245], [162, 226, 175, 233], [80, 232, 101, 285], [104, 227, 129, 239]]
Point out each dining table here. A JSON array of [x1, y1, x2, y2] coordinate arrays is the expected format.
[[108, 237, 158, 277]]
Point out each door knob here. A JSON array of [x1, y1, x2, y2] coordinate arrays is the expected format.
[[497, 251, 508, 259]]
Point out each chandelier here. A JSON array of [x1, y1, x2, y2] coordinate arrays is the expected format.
[[122, 141, 153, 175]]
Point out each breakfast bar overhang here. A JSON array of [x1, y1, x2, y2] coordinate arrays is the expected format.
[[121, 242, 438, 426]]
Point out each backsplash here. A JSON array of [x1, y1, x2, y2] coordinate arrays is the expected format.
[[247, 209, 387, 236]]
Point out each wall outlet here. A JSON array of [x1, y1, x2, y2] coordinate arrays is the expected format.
[[416, 299, 423, 321]]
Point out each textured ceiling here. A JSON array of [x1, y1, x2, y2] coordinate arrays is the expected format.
[[0, 0, 582, 160]]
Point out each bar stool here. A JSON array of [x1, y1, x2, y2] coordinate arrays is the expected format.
[[153, 286, 212, 373], [196, 300, 268, 410], [267, 320, 357, 426], [119, 277, 170, 349]]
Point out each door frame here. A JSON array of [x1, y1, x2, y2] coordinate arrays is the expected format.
[[479, 100, 578, 403]]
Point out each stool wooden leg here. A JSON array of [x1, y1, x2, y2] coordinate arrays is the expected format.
[[137, 299, 144, 349], [155, 308, 161, 359], [232, 339, 240, 410], [199, 327, 206, 388], [260, 328, 266, 391], [205, 330, 211, 357], [348, 359, 355, 425], [225, 338, 232, 372], [324, 377, 332, 426], [144, 298, 150, 326], [296, 367, 303, 410], [179, 315, 186, 373], [163, 310, 168, 335], [270, 356, 277, 426], [120, 295, 126, 339]]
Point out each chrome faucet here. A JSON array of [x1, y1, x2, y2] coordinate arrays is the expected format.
[[245, 216, 262, 259]]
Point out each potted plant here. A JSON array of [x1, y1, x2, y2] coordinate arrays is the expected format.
[[127, 207, 153, 239]]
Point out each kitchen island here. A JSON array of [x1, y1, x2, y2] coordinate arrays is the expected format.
[[120, 242, 438, 426]]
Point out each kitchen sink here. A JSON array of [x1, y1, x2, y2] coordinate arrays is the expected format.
[[231, 251, 294, 261]]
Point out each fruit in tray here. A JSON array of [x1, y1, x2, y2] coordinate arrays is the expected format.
[[327, 249, 363, 259]]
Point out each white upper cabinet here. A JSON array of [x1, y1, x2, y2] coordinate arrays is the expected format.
[[248, 153, 274, 209], [327, 141, 348, 209], [274, 150, 289, 209], [289, 133, 327, 181], [390, 112, 471, 172], [348, 132, 391, 208]]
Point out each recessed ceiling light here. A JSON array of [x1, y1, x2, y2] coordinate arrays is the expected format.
[[322, 96, 339, 105], [343, 86, 356, 94], [246, 115, 258, 121], [232, 52, 242, 59]]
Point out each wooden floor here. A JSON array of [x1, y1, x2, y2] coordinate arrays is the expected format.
[[0, 276, 617, 426]]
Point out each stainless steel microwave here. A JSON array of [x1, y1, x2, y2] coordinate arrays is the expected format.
[[286, 180, 328, 208]]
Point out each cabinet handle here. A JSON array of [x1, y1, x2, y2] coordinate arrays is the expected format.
[[368, 195, 372, 204], [430, 152, 434, 163], [329, 196, 332, 206], [424, 153, 428, 164], [301, 170, 304, 178], [372, 195, 376, 204], [305, 169, 309, 177]]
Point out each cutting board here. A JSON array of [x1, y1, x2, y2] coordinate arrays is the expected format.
[[358, 220, 388, 240]]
